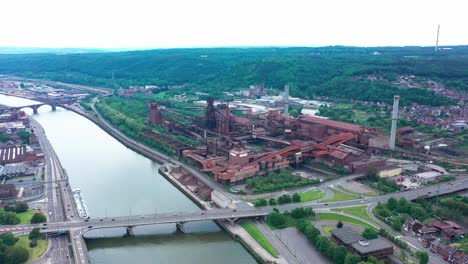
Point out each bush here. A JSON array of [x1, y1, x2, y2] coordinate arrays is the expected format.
[[277, 194, 292, 204], [336, 221, 343, 228], [29, 228, 41, 241], [30, 213, 47, 223], [268, 198, 277, 206], [246, 169, 320, 193], [292, 193, 301, 203], [362, 228, 378, 240], [267, 211, 286, 228], [291, 207, 305, 219], [29, 240, 38, 248], [15, 202, 29, 213], [254, 199, 267, 207]]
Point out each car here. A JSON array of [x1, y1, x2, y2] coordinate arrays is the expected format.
[[201, 211, 205, 215], [324, 203, 329, 206], [42, 223, 47, 226], [99, 219, 104, 222], [140, 215, 145, 218], [87, 226, 93, 228], [428, 191, 432, 194], [190, 212, 195, 214], [232, 209, 237, 212], [360, 200, 365, 204], [84, 219, 89, 222], [173, 213, 178, 216], [111, 219, 115, 221]]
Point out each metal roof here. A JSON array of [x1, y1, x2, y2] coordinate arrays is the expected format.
[[351, 238, 393, 254]]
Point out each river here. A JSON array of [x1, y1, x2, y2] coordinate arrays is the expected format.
[[0, 94, 256, 264]]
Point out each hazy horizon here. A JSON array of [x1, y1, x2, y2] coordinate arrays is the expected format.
[[1, 0, 467, 49]]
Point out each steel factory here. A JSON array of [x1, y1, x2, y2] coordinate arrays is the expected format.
[[144, 85, 398, 185]]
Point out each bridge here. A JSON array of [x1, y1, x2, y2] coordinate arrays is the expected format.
[[10, 97, 76, 114], [2, 208, 269, 237]]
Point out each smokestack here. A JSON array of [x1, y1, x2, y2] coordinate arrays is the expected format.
[[435, 24, 440, 53], [389, 95, 400, 150], [284, 84, 289, 116]]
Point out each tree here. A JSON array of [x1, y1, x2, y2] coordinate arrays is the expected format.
[[367, 256, 378, 264], [4, 246, 29, 264], [254, 199, 267, 207], [362, 228, 378, 240], [268, 198, 277, 206], [29, 228, 41, 241], [333, 245, 348, 264], [0, 210, 20, 225], [15, 202, 28, 213], [18, 130, 31, 144], [30, 213, 46, 223], [387, 197, 398, 211], [292, 193, 301, 203], [397, 198, 410, 213], [344, 253, 361, 264], [336, 221, 343, 228], [304, 207, 314, 217], [267, 211, 286, 228], [291, 207, 305, 219], [304, 225, 320, 242], [0, 232, 19, 246], [416, 251, 429, 264]]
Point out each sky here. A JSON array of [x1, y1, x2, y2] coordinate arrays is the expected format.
[[1, 0, 467, 49]]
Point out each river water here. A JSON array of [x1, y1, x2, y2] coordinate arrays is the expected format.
[[0, 94, 256, 264]]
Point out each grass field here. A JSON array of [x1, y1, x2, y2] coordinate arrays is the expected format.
[[300, 189, 326, 202], [17, 210, 39, 224], [324, 188, 359, 202], [331, 206, 380, 225], [240, 221, 279, 258], [318, 212, 377, 231], [322, 226, 336, 234], [17, 235, 48, 264]]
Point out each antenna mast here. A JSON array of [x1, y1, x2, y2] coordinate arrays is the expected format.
[[435, 24, 440, 52]]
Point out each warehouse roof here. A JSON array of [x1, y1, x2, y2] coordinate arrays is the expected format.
[[299, 116, 364, 133], [351, 238, 393, 254]]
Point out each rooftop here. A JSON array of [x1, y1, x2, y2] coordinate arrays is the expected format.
[[331, 226, 364, 245], [298, 115, 365, 133], [351, 238, 393, 254]]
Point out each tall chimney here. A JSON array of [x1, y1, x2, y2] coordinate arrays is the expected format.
[[284, 84, 289, 116], [389, 95, 400, 150]]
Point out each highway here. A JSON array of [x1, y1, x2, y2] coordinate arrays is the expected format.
[[30, 118, 88, 264]]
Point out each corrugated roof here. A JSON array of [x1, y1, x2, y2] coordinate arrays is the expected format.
[[299, 115, 364, 133]]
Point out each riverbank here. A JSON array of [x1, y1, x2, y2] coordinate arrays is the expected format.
[[158, 164, 283, 264]]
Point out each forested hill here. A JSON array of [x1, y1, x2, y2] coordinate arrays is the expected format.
[[0, 46, 467, 106]]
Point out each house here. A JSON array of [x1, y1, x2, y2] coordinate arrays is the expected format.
[[432, 221, 465, 241], [452, 251, 468, 264], [413, 171, 442, 184], [403, 218, 423, 236], [430, 240, 459, 261], [419, 234, 436, 248], [0, 184, 17, 205]]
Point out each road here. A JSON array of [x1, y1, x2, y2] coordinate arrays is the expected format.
[[30, 118, 88, 264]]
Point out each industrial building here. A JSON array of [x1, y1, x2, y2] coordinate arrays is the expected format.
[[330, 226, 393, 259], [146, 89, 398, 184]]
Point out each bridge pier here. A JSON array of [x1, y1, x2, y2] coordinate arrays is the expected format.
[[176, 222, 186, 233], [32, 106, 38, 114], [226, 218, 238, 226], [125, 226, 135, 237], [51, 104, 57, 111]]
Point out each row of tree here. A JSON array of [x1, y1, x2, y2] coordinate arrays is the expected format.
[[254, 193, 302, 207]]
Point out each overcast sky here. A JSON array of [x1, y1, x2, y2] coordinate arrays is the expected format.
[[1, 0, 467, 48]]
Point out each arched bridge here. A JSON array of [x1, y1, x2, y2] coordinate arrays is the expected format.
[[12, 98, 75, 114]]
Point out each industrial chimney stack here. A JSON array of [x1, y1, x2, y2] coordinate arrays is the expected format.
[[389, 95, 400, 150], [284, 84, 289, 116]]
